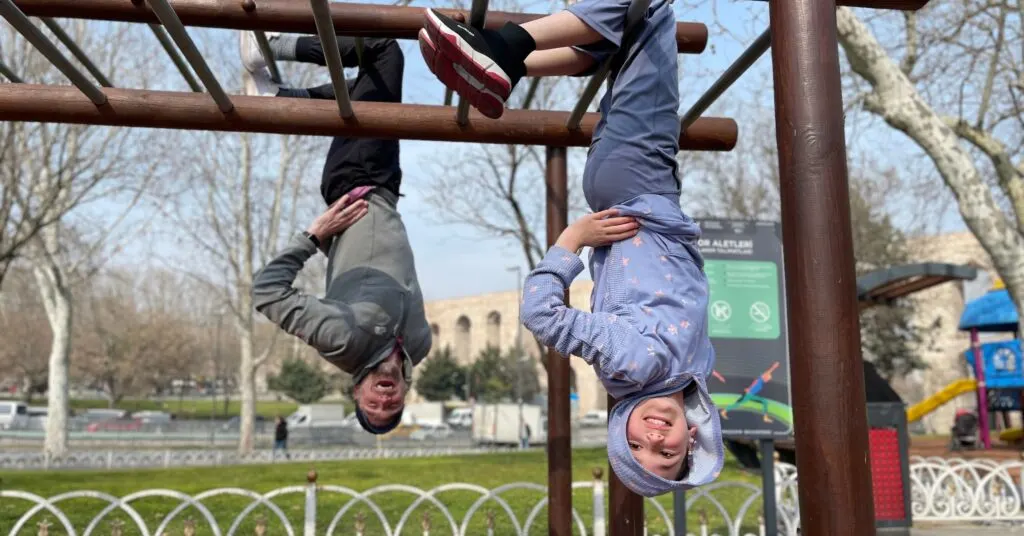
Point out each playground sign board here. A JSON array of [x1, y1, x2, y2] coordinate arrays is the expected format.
[[696, 219, 793, 438]]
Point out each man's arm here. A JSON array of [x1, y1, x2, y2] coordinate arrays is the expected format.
[[252, 233, 361, 358], [519, 246, 647, 375]]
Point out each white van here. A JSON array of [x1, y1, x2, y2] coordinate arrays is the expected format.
[[0, 400, 29, 430], [286, 404, 347, 428], [447, 407, 473, 429]]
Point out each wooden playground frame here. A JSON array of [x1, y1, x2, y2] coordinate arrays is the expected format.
[[0, 0, 931, 534]]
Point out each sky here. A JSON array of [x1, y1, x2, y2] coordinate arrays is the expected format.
[[48, 0, 968, 302]]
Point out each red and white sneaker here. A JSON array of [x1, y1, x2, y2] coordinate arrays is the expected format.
[[421, 9, 525, 119], [419, 28, 506, 119]]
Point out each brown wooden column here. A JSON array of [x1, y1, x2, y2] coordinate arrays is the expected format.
[[607, 395, 644, 535], [768, 0, 876, 534], [545, 146, 572, 536]]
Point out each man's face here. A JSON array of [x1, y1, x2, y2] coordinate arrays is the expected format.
[[354, 351, 408, 428]]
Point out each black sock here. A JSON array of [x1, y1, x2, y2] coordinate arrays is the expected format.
[[480, 23, 535, 82], [496, 23, 536, 63]]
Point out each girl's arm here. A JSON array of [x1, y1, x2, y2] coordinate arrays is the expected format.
[[519, 246, 646, 375]]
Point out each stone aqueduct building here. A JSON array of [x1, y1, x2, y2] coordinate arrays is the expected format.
[[414, 280, 607, 417], [409, 231, 1008, 433]]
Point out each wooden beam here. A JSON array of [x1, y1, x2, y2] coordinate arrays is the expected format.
[[0, 84, 738, 149], [12, 0, 709, 54]]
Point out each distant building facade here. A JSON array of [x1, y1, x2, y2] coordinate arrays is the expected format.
[[902, 231, 1014, 434], [416, 280, 607, 417]]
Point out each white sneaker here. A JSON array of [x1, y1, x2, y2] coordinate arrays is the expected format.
[[242, 66, 280, 97], [240, 31, 278, 73]]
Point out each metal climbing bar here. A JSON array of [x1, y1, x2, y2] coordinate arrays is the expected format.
[[253, 31, 283, 84], [11, 0, 711, 53], [0, 59, 22, 83], [309, 0, 354, 118], [679, 28, 770, 131], [147, 24, 202, 92], [0, 0, 106, 104], [0, 84, 739, 148], [147, 0, 233, 113], [39, 17, 113, 87], [521, 77, 540, 109], [566, 0, 652, 130], [455, 0, 489, 125], [354, 36, 365, 68]]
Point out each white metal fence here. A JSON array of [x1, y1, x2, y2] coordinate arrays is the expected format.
[[909, 455, 1024, 523], [0, 446, 521, 471], [3, 458, 1023, 535], [3, 470, 785, 536]]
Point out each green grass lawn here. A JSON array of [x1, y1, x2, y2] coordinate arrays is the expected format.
[[1, 449, 764, 535], [66, 399, 310, 420]]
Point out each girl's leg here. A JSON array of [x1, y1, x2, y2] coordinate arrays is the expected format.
[[519, 11, 604, 51], [419, 0, 631, 117], [524, 48, 598, 77]]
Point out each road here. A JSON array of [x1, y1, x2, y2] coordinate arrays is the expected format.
[[913, 527, 1022, 535], [0, 424, 611, 450]]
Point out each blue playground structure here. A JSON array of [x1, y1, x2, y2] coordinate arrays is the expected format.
[[959, 280, 1022, 448]]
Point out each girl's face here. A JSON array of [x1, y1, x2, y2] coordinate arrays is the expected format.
[[625, 393, 697, 480]]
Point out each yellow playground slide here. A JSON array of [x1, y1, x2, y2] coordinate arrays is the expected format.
[[906, 378, 978, 423]]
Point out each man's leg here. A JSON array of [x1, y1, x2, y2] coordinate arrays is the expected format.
[[275, 37, 402, 104], [242, 33, 401, 100], [316, 37, 404, 205]]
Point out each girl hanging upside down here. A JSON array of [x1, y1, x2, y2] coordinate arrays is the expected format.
[[419, 0, 724, 497]]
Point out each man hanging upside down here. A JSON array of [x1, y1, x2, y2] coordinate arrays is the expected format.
[[244, 33, 432, 435]]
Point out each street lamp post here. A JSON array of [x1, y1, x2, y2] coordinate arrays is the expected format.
[[508, 266, 525, 449]]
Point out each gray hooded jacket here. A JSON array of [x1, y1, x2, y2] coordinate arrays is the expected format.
[[252, 189, 431, 381]]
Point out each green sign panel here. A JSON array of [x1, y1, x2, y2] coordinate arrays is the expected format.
[[705, 260, 780, 339], [697, 219, 792, 439]]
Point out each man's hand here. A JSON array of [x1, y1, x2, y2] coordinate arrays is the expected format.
[[306, 194, 369, 246], [555, 209, 639, 253]]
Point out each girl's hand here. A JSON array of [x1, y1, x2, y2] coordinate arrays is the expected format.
[[306, 194, 369, 244], [555, 209, 640, 253]]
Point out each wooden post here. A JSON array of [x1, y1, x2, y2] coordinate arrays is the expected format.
[[608, 394, 644, 535], [546, 146, 572, 536], [768, 0, 876, 534]]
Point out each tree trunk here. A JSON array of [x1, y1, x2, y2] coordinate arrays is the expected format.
[[835, 7, 1024, 329], [237, 323, 256, 454], [32, 236, 72, 459], [21, 377, 33, 404]]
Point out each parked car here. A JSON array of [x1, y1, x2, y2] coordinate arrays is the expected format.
[[0, 400, 29, 430], [78, 408, 129, 422], [134, 411, 173, 432], [222, 415, 268, 433], [134, 411, 172, 424], [410, 422, 452, 441], [579, 410, 608, 428], [86, 415, 143, 433]]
